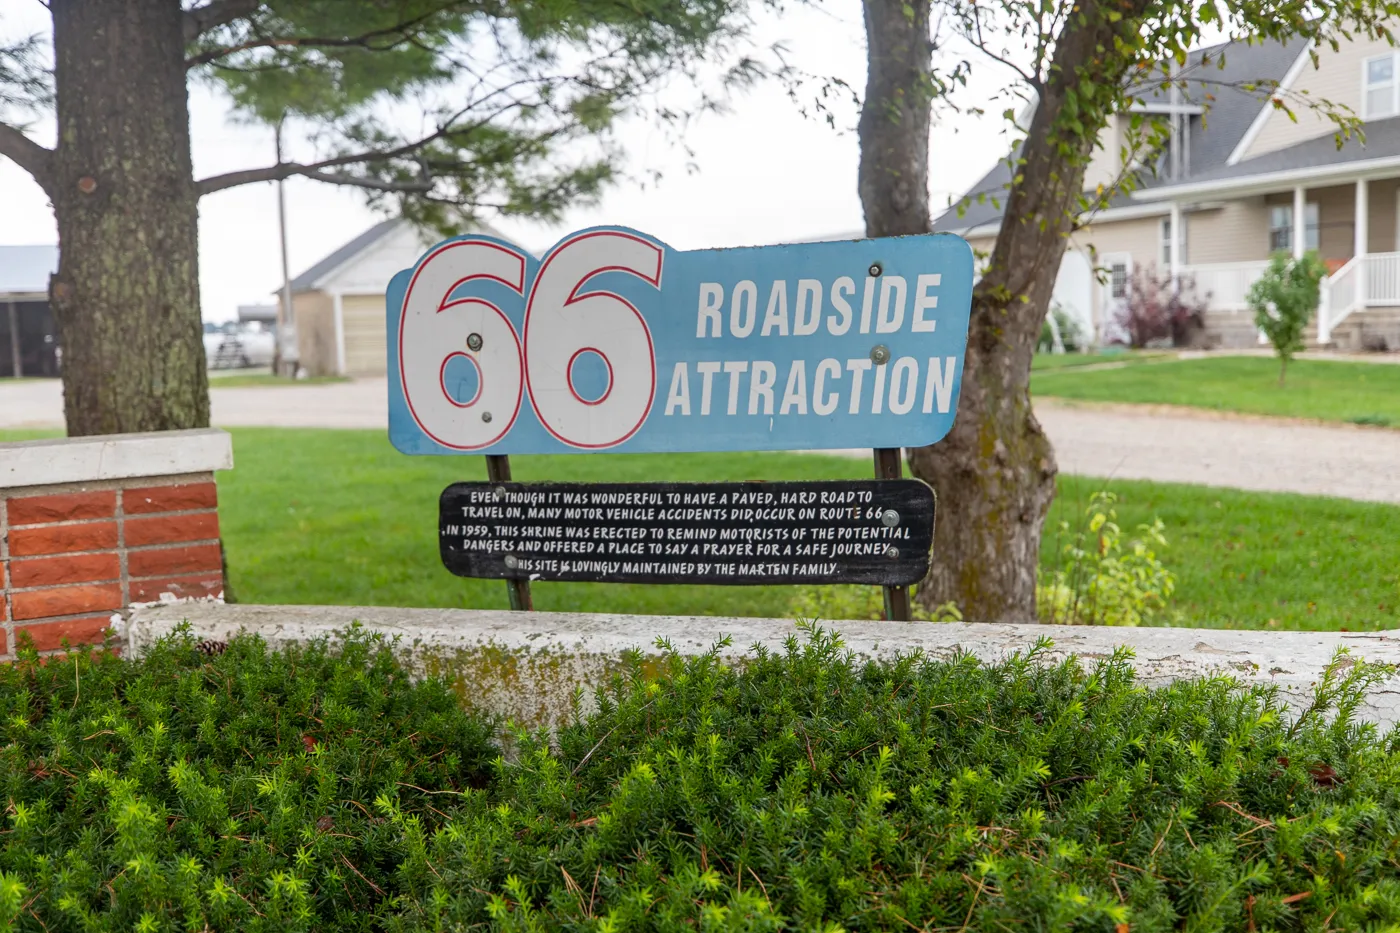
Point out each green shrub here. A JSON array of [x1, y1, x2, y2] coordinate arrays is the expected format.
[[1039, 490, 1175, 626], [0, 628, 497, 932], [788, 584, 961, 622], [398, 628, 1400, 932], [7, 628, 1400, 931], [1248, 251, 1327, 385]]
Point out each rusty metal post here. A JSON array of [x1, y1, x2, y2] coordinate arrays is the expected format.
[[485, 454, 533, 611], [873, 447, 911, 621]]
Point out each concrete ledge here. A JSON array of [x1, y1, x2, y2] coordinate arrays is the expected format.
[[126, 602, 1400, 731], [0, 429, 234, 490]]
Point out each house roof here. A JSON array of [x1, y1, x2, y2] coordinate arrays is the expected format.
[[1134, 114, 1400, 198], [0, 245, 59, 297], [933, 34, 1311, 235], [289, 218, 399, 293]]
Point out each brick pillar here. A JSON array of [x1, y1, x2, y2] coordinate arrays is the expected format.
[[0, 429, 233, 656]]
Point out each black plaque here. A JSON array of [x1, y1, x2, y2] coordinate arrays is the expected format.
[[439, 480, 935, 586]]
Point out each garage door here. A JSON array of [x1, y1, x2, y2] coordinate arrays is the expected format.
[[342, 294, 387, 377]]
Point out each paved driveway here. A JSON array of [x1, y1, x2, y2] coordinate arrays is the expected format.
[[4, 378, 1400, 505]]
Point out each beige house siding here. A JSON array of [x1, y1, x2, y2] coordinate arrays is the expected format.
[[1184, 199, 1271, 263], [1069, 215, 1164, 271], [1257, 179, 1400, 258], [1083, 117, 1126, 194], [292, 291, 337, 377], [1371, 178, 1400, 252], [342, 294, 388, 377], [1241, 31, 1400, 161]]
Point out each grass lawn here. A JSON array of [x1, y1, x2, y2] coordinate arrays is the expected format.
[[1033, 355, 1400, 426], [211, 428, 1400, 631], [208, 374, 349, 388], [1047, 475, 1399, 632], [6, 427, 1394, 629], [1031, 350, 1176, 371]]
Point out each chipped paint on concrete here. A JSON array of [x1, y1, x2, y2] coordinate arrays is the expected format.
[[125, 603, 1400, 731]]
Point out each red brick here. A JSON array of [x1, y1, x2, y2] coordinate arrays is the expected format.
[[0, 628, 7, 654], [128, 544, 222, 579], [8, 522, 118, 557], [129, 573, 223, 603], [9, 553, 120, 588], [124, 513, 219, 547], [17, 616, 111, 652], [11, 583, 123, 621], [7, 490, 116, 526], [124, 482, 218, 515]]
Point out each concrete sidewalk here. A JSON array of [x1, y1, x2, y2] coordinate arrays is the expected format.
[[4, 377, 1400, 505]]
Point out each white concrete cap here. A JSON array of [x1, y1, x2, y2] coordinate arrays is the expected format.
[[126, 603, 1400, 729], [0, 428, 234, 490]]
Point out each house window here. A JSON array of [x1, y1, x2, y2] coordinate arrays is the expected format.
[[1109, 261, 1130, 299], [1364, 54, 1397, 119], [1159, 216, 1186, 267], [1268, 203, 1319, 253]]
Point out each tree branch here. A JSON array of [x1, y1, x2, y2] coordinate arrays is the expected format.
[[187, 9, 441, 68], [0, 121, 53, 194], [196, 138, 438, 196], [183, 0, 260, 44]]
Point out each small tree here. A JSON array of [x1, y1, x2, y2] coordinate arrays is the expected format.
[[1248, 251, 1327, 385]]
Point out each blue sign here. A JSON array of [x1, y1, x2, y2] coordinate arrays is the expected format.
[[387, 226, 972, 454]]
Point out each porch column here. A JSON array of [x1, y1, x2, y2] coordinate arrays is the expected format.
[[1355, 177, 1369, 310], [1169, 202, 1182, 289], [1292, 185, 1307, 259]]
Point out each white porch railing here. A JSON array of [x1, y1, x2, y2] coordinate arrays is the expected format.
[[1184, 253, 1400, 344], [1181, 260, 1271, 311], [1364, 251, 1400, 305]]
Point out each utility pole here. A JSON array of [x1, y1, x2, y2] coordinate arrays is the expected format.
[[275, 119, 296, 377]]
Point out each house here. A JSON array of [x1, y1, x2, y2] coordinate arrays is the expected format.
[[283, 218, 504, 377], [0, 245, 60, 378], [236, 304, 277, 327], [933, 29, 1400, 351]]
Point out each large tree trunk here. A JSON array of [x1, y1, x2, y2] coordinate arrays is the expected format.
[[49, 0, 208, 436], [859, 0, 1136, 623]]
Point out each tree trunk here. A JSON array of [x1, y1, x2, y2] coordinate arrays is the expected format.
[[49, 0, 208, 436], [859, 0, 1140, 623]]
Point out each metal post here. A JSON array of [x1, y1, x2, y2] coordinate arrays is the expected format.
[[275, 119, 295, 378], [873, 447, 911, 621], [6, 301, 20, 378], [485, 454, 533, 611]]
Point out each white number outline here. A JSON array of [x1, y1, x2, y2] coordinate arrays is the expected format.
[[396, 238, 527, 450], [522, 230, 662, 449]]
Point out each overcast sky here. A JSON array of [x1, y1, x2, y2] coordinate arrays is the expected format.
[[0, 0, 1019, 321]]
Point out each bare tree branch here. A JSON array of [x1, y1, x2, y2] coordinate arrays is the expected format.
[[0, 120, 53, 193], [187, 9, 442, 68], [183, 0, 260, 44], [195, 128, 450, 196]]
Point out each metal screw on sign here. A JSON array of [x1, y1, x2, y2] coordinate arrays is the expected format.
[[493, 486, 507, 500], [504, 555, 520, 570], [466, 332, 483, 351], [881, 509, 900, 527], [870, 345, 891, 365], [868, 262, 882, 277], [481, 411, 493, 423], [883, 545, 899, 559]]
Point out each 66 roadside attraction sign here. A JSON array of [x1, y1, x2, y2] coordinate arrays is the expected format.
[[387, 226, 973, 455]]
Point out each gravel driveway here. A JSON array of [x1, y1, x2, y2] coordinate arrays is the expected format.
[[4, 378, 1400, 505]]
